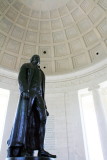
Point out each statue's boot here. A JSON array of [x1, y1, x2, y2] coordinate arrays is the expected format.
[[38, 150, 56, 158], [7, 147, 22, 157]]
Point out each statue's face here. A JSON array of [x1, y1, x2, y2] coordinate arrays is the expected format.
[[31, 55, 40, 65]]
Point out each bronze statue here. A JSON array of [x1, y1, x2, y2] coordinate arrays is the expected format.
[[7, 55, 56, 158]]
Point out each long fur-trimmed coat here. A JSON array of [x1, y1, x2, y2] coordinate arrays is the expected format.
[[7, 63, 46, 150]]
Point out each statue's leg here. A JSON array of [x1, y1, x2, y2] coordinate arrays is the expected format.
[[39, 116, 46, 151], [35, 96, 47, 151], [25, 113, 34, 156], [35, 96, 57, 158]]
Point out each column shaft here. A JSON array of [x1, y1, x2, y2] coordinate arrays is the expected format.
[[92, 88, 107, 160]]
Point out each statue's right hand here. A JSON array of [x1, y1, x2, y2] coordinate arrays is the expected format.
[[21, 91, 29, 99]]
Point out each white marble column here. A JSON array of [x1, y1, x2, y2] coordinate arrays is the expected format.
[[0, 90, 19, 160], [89, 85, 107, 160], [65, 91, 86, 160]]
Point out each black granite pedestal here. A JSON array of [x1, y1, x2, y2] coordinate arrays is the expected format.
[[6, 157, 55, 160]]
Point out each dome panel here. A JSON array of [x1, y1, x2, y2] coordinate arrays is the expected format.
[[98, 0, 107, 10], [0, 33, 6, 48], [40, 61, 53, 74], [65, 25, 80, 40], [77, 17, 93, 33], [97, 18, 107, 38], [66, 0, 77, 12], [22, 43, 36, 57], [89, 43, 107, 62], [7, 0, 14, 4], [72, 53, 91, 69], [41, 11, 50, 19], [21, 5, 31, 16], [16, 14, 28, 27], [54, 44, 70, 57], [40, 21, 51, 31], [58, 6, 69, 17], [0, 0, 9, 13], [6, 38, 21, 54], [55, 58, 72, 72], [0, 17, 12, 33], [75, 0, 84, 4], [6, 7, 18, 22], [19, 58, 29, 67], [1, 52, 17, 70], [31, 10, 40, 18], [72, 8, 85, 22], [25, 31, 38, 43], [105, 39, 107, 46], [69, 38, 85, 54], [11, 25, 25, 40], [88, 6, 105, 24], [52, 31, 66, 43], [51, 19, 62, 30], [28, 19, 39, 30], [50, 9, 59, 18], [61, 15, 74, 27], [38, 46, 53, 58], [80, 0, 94, 13], [83, 30, 99, 47], [12, 1, 23, 11], [39, 33, 52, 44]]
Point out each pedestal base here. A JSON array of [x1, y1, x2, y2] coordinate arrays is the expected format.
[[6, 157, 55, 160]]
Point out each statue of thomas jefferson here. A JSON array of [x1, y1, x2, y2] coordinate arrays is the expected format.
[[7, 55, 56, 158]]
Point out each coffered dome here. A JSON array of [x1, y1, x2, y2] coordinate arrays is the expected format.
[[0, 0, 107, 75]]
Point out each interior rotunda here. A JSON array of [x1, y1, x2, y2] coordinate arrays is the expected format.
[[0, 0, 107, 160]]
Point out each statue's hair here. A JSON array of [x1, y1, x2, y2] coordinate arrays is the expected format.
[[30, 55, 40, 62]]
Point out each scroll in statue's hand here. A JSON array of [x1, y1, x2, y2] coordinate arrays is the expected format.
[[21, 91, 29, 99]]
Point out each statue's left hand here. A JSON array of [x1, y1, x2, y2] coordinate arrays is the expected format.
[[46, 110, 49, 116], [22, 91, 29, 99]]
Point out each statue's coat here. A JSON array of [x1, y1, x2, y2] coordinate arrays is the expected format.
[[7, 63, 46, 150]]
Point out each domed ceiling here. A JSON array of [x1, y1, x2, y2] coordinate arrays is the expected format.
[[0, 0, 107, 75]]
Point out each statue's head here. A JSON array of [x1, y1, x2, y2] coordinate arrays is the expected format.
[[30, 55, 40, 65]]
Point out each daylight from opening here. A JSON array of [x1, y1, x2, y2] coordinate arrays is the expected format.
[[79, 89, 104, 160], [99, 81, 107, 119], [0, 88, 10, 150]]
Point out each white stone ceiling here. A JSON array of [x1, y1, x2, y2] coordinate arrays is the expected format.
[[0, 0, 107, 75]]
